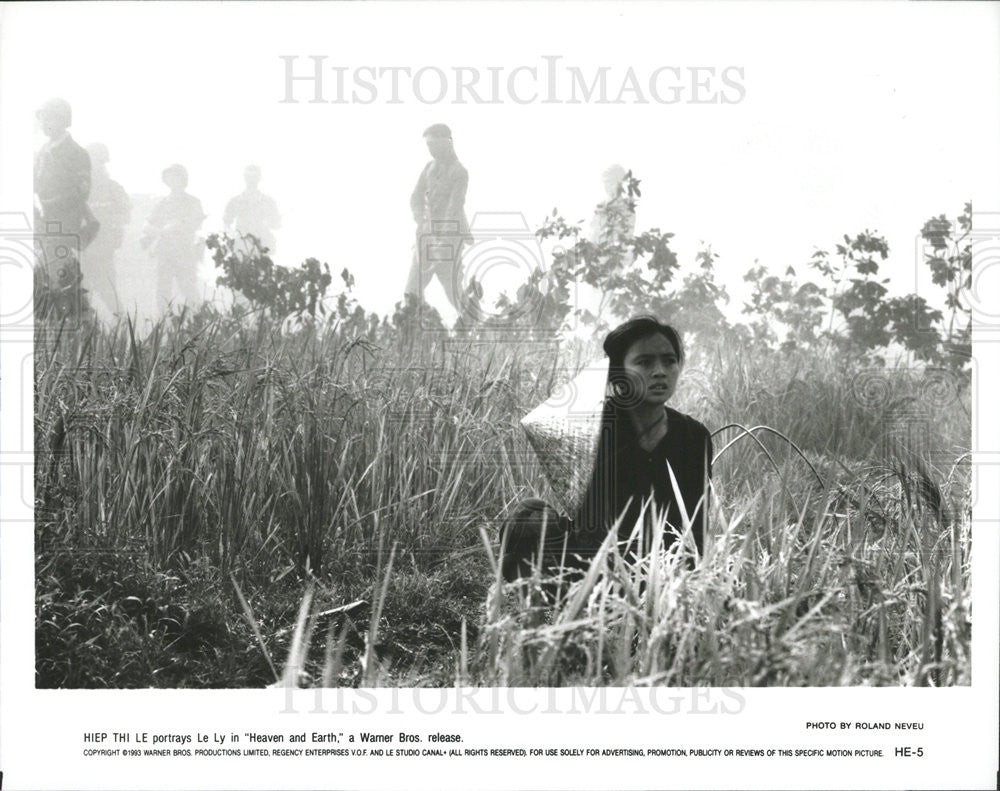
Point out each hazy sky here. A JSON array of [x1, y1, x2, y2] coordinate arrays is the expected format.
[[2, 1, 999, 325]]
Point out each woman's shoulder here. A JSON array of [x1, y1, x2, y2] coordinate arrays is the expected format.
[[666, 408, 711, 441]]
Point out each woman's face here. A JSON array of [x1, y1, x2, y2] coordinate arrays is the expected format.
[[622, 333, 681, 407]]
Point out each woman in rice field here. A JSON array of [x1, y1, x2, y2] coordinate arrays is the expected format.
[[500, 315, 713, 583]]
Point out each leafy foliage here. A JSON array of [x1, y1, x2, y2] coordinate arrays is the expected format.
[[920, 203, 972, 368], [740, 218, 964, 366], [536, 171, 681, 333], [481, 171, 969, 370], [743, 264, 826, 351]]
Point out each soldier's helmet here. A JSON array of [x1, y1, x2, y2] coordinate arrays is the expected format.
[[422, 123, 453, 140], [162, 164, 189, 189], [36, 98, 73, 128]]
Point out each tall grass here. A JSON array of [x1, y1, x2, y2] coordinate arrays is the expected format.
[[38, 312, 551, 571], [472, 471, 969, 687], [35, 307, 970, 687]]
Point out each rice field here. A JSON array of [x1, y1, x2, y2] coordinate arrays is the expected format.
[[34, 305, 971, 688]]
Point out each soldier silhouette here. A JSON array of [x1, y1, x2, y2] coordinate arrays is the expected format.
[[590, 163, 637, 283], [82, 143, 131, 314], [141, 164, 206, 311], [404, 123, 471, 312], [223, 164, 281, 256], [591, 164, 636, 246], [33, 98, 99, 315]]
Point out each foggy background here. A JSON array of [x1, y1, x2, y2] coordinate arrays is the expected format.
[[3, 2, 998, 328]]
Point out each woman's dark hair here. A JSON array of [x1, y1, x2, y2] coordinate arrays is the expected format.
[[603, 315, 683, 408], [603, 315, 683, 367]]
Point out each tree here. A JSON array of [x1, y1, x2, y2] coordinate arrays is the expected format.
[[808, 231, 943, 362], [742, 263, 827, 352], [531, 172, 679, 332], [921, 203, 972, 369]]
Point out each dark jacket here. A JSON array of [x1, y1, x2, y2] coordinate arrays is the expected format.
[[501, 404, 712, 582]]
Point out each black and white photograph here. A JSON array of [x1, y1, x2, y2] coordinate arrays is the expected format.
[[1, 2, 998, 789]]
